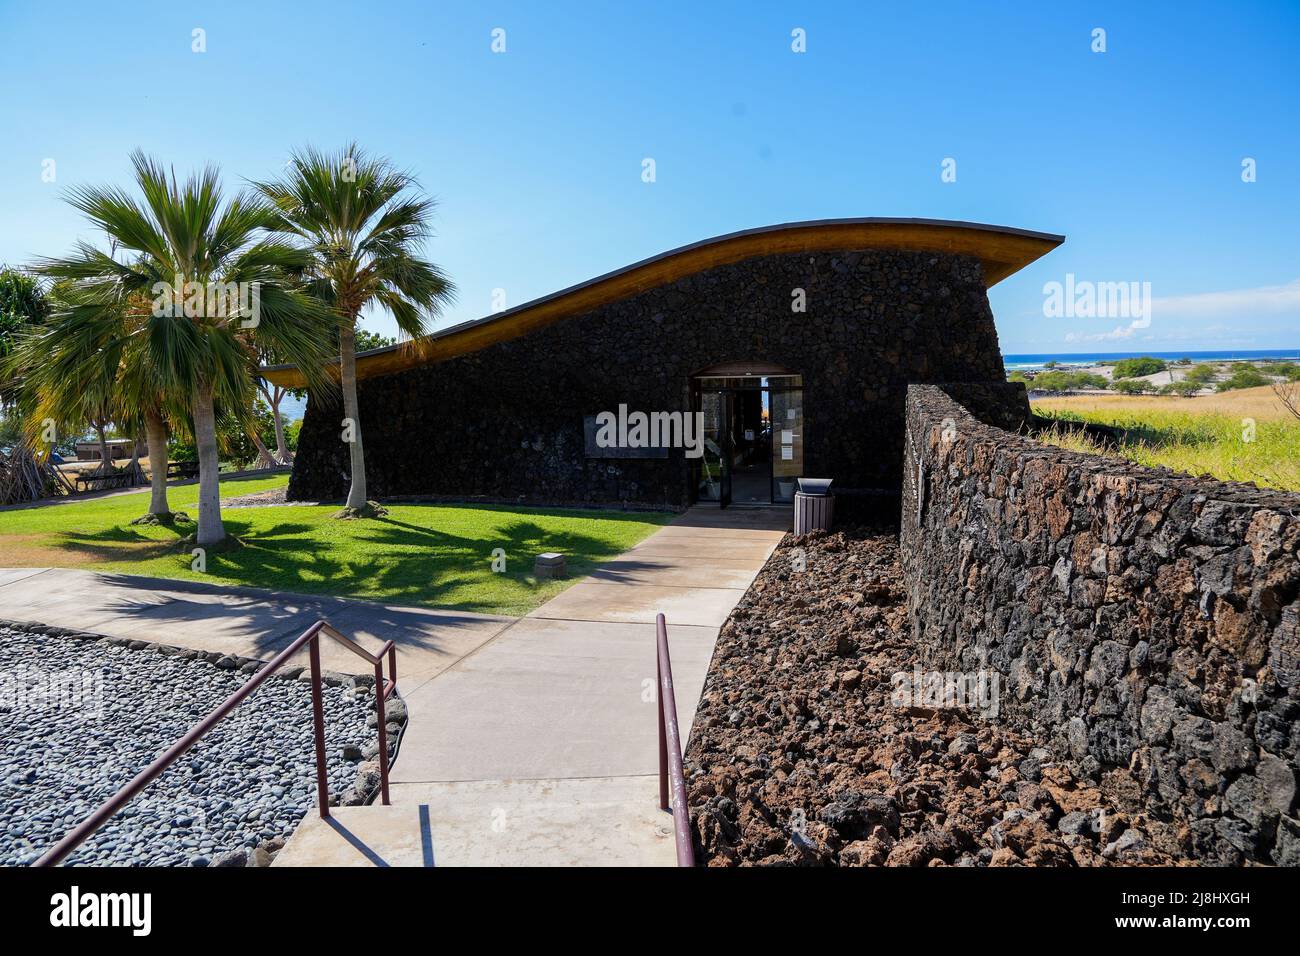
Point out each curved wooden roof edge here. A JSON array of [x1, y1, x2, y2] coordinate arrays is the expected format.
[[263, 217, 1064, 387]]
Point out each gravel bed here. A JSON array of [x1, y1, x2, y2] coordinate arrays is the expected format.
[[0, 623, 399, 866], [222, 487, 294, 508], [687, 527, 1176, 866]]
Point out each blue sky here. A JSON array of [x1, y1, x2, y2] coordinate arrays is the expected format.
[[1, 0, 1297, 353]]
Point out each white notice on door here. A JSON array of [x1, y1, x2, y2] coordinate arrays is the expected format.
[[781, 429, 793, 445], [781, 447, 793, 460]]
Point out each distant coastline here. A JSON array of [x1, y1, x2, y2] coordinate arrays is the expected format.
[[1003, 348, 1300, 372]]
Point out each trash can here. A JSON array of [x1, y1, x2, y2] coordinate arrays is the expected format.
[[793, 477, 834, 534]]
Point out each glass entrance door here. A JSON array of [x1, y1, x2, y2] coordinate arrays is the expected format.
[[770, 388, 803, 503], [692, 371, 803, 507], [697, 391, 726, 503], [720, 392, 734, 508]]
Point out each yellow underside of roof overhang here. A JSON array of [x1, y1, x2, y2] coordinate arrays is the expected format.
[[263, 217, 1063, 388]]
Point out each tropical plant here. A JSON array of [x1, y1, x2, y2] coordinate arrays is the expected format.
[[12, 279, 185, 515], [31, 151, 334, 544], [353, 325, 398, 353], [255, 144, 455, 515], [0, 268, 61, 503], [0, 268, 49, 360]]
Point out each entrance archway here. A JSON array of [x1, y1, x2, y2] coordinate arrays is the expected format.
[[691, 362, 804, 507]]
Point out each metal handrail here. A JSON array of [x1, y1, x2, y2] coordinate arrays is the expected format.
[[656, 612, 695, 867], [34, 619, 398, 867]]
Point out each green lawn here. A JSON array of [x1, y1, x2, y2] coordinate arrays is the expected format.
[[0, 475, 673, 615]]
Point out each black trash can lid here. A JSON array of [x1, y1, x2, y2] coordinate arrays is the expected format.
[[797, 477, 834, 496]]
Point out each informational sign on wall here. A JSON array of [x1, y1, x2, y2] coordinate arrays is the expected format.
[[582, 414, 670, 459]]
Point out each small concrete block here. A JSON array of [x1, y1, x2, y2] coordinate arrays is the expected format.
[[535, 552, 567, 578]]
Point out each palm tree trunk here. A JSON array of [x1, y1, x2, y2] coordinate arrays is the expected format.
[[124, 432, 146, 486], [258, 382, 293, 465], [340, 323, 367, 509], [269, 390, 293, 463], [249, 427, 277, 470], [93, 420, 112, 477], [144, 405, 170, 516], [192, 382, 225, 545]]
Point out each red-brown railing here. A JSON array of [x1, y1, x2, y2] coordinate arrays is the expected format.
[[34, 619, 398, 867], [656, 612, 695, 867]]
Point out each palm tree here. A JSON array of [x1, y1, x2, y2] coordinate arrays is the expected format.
[[34, 152, 333, 545], [14, 282, 184, 519], [255, 144, 454, 515], [0, 268, 59, 504]]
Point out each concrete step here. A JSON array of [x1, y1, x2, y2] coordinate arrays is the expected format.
[[273, 775, 678, 867]]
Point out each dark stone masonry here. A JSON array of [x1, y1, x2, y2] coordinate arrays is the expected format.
[[901, 384, 1300, 865], [289, 249, 1007, 505]]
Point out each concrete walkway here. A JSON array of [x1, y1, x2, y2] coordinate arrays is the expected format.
[[0, 505, 788, 866], [278, 505, 788, 866]]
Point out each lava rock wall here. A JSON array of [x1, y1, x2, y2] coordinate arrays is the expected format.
[[289, 249, 1010, 506], [901, 384, 1300, 864]]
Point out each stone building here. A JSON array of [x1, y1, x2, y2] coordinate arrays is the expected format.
[[265, 218, 1062, 508]]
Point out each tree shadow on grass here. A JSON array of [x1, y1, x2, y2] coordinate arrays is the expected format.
[[333, 516, 657, 608], [1113, 421, 1221, 450], [371, 516, 641, 569], [47, 520, 199, 560], [44, 507, 667, 614]]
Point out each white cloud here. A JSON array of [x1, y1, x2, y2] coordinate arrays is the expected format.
[[1152, 279, 1300, 317], [1063, 279, 1300, 343], [1064, 325, 1137, 343]]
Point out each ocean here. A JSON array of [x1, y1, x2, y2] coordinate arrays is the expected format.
[[1002, 349, 1300, 372]]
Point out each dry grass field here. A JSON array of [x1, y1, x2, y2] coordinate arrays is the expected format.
[[1032, 384, 1295, 421], [1033, 385, 1300, 491]]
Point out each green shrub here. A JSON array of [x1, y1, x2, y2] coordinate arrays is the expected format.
[[1183, 364, 1217, 385], [1271, 361, 1300, 382], [1215, 365, 1270, 392], [1159, 380, 1201, 397], [1029, 370, 1108, 393], [1112, 378, 1154, 395], [1112, 356, 1167, 379]]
